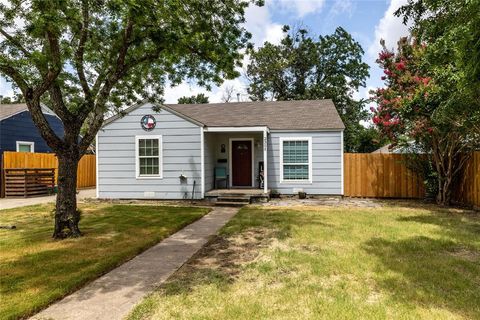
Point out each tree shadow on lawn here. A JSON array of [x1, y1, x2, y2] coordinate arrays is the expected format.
[[0, 204, 208, 319], [363, 210, 480, 318]]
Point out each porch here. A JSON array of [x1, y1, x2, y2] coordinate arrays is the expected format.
[[205, 188, 271, 206], [202, 126, 270, 198], [205, 188, 271, 197]]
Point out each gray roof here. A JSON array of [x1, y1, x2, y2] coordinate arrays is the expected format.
[[0, 103, 29, 120], [0, 103, 55, 121], [165, 99, 344, 130]]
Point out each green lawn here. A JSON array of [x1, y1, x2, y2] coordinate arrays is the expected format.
[[129, 202, 480, 320], [0, 203, 209, 320]]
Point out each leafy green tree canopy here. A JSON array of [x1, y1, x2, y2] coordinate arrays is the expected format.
[[372, 37, 480, 205], [0, 0, 260, 238], [178, 93, 209, 104], [395, 0, 480, 134], [246, 26, 372, 152]]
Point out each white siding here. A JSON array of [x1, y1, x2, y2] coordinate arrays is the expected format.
[[98, 103, 202, 199], [267, 131, 343, 195]]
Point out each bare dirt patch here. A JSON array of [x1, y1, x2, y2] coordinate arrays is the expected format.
[[448, 247, 480, 262], [162, 227, 273, 291]]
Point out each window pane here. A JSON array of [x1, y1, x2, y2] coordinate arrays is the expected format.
[[152, 145, 159, 156], [151, 158, 159, 174], [283, 165, 309, 180], [139, 139, 146, 156], [139, 138, 161, 157], [283, 140, 308, 164], [139, 151, 160, 176], [140, 158, 147, 175], [18, 144, 32, 152]]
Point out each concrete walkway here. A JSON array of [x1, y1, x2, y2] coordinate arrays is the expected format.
[[31, 206, 239, 320], [0, 188, 96, 210]]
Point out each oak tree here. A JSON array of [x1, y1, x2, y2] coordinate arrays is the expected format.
[[0, 0, 259, 238]]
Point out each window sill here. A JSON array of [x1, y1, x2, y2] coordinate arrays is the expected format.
[[280, 180, 313, 184], [136, 175, 163, 180]]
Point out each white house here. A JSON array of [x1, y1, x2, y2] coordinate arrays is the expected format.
[[96, 100, 344, 200]]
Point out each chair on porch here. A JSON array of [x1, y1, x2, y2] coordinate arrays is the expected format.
[[214, 167, 229, 189]]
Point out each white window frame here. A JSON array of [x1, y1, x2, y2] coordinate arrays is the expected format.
[[16, 141, 35, 153], [279, 137, 312, 184], [135, 135, 163, 179]]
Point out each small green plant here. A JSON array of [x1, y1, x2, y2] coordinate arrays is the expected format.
[[270, 189, 280, 198]]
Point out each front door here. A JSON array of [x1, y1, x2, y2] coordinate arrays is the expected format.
[[231, 140, 252, 187]]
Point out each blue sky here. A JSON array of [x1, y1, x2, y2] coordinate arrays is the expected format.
[[0, 0, 410, 105]]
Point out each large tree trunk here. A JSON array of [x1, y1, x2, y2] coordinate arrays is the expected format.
[[53, 152, 81, 239]]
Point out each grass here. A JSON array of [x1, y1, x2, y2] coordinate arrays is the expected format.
[[0, 203, 209, 320], [128, 202, 480, 320]]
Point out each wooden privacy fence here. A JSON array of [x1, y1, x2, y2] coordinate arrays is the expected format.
[[453, 152, 480, 208], [344, 153, 425, 198], [2, 151, 96, 189], [344, 152, 480, 207]]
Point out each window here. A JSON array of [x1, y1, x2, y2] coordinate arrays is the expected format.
[[135, 136, 162, 178], [280, 137, 312, 183], [16, 141, 34, 153]]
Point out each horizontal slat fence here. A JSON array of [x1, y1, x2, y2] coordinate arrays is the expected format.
[[4, 168, 55, 197], [2, 151, 96, 189], [453, 152, 480, 208], [344, 153, 425, 198]]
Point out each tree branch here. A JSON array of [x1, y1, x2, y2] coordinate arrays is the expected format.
[[78, 105, 104, 154], [0, 28, 32, 58], [25, 97, 65, 150], [74, 0, 91, 98], [48, 83, 75, 122], [32, 29, 62, 100], [0, 62, 30, 93]]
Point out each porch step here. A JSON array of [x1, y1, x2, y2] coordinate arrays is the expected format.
[[215, 201, 249, 207], [217, 196, 250, 203], [215, 195, 251, 207]]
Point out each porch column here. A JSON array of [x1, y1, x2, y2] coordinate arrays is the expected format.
[[263, 128, 268, 193]]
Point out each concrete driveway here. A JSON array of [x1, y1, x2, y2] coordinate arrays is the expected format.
[[0, 188, 96, 210]]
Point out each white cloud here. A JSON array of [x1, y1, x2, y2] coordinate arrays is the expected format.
[[271, 0, 325, 18], [244, 2, 286, 47], [263, 23, 285, 45], [162, 82, 210, 104], [368, 0, 410, 59], [329, 0, 354, 18], [163, 78, 248, 104], [353, 86, 374, 102]]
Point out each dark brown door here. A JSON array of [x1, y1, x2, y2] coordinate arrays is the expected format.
[[231, 140, 252, 187]]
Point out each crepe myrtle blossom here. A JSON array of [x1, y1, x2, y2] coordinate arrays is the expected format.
[[371, 38, 434, 140]]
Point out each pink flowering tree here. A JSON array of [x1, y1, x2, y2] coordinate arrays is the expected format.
[[371, 37, 480, 205]]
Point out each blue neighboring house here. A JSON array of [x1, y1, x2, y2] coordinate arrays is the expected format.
[[0, 103, 64, 155]]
